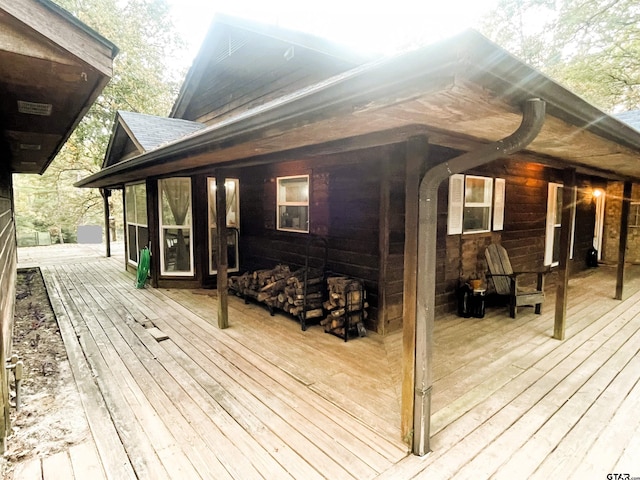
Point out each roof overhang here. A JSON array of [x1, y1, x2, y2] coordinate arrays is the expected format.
[[1, 0, 118, 174], [77, 30, 640, 189]]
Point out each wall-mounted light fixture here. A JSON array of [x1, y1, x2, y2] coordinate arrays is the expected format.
[[592, 188, 604, 203]]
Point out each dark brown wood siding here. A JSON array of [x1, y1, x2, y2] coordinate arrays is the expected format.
[[440, 157, 602, 313], [238, 146, 397, 332], [182, 30, 357, 125], [0, 166, 16, 449]]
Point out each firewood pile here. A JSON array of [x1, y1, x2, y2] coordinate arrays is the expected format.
[[228, 265, 324, 320], [320, 276, 367, 339], [229, 265, 367, 339]]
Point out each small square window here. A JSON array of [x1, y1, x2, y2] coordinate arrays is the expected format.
[[277, 175, 309, 233], [448, 174, 503, 235]]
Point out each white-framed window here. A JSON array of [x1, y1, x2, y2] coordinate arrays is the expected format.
[[159, 177, 193, 276], [629, 202, 640, 227], [125, 182, 148, 266], [448, 174, 504, 234], [277, 175, 309, 233], [208, 177, 240, 274]]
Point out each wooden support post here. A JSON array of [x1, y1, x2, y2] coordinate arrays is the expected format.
[[553, 168, 576, 340], [401, 136, 428, 447], [615, 181, 632, 300], [216, 176, 229, 329], [101, 188, 111, 258]]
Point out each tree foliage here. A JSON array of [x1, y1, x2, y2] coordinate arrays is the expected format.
[[481, 0, 640, 112], [14, 0, 185, 242]]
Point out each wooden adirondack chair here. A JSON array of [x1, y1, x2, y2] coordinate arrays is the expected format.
[[484, 243, 548, 318]]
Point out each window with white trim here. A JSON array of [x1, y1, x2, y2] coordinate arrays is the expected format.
[[277, 175, 309, 233], [159, 177, 193, 276], [125, 183, 148, 265], [448, 174, 504, 234]]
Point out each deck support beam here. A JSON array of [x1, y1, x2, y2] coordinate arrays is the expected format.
[[553, 168, 576, 341], [216, 175, 229, 329], [615, 181, 632, 300]]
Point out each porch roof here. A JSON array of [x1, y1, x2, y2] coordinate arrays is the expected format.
[[1, 0, 117, 175], [77, 29, 640, 189], [102, 111, 205, 168]]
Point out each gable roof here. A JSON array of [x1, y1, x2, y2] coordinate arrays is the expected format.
[[1, 0, 117, 174], [169, 13, 373, 122], [103, 111, 205, 168], [78, 30, 640, 189]]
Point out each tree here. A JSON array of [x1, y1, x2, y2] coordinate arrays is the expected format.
[[14, 0, 185, 243], [480, 0, 640, 112]]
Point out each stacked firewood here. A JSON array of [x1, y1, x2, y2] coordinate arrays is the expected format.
[[282, 269, 324, 320], [228, 264, 291, 302], [321, 276, 367, 337], [228, 265, 324, 320]]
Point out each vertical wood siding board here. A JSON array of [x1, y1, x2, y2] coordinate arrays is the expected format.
[[0, 177, 15, 449], [378, 158, 391, 334]]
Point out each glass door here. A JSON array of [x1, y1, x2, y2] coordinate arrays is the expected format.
[[208, 178, 240, 274]]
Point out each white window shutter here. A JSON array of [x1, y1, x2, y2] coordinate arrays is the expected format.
[[493, 178, 505, 231], [448, 174, 464, 235]]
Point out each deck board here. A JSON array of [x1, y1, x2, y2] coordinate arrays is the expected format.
[[68, 441, 107, 480], [42, 451, 73, 480], [14, 244, 640, 480]]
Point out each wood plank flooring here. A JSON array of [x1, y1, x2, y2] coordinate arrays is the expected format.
[[31, 244, 407, 479], [14, 243, 640, 479], [378, 264, 640, 480]]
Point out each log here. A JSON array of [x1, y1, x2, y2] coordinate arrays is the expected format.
[[303, 308, 324, 319], [260, 278, 287, 292], [256, 292, 271, 302]]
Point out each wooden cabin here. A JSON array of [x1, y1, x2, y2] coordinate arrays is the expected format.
[[0, 0, 117, 451], [78, 16, 640, 454]]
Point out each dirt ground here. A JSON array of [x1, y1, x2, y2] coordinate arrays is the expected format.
[[1, 268, 89, 477]]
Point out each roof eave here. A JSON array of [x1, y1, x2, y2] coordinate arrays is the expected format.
[[77, 30, 640, 189]]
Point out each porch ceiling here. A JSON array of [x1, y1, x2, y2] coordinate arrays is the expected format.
[[0, 0, 117, 175], [76, 30, 640, 189]]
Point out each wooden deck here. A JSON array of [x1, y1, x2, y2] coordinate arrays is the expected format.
[[13, 243, 640, 479]]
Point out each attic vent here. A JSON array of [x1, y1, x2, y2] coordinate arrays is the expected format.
[[213, 33, 249, 64], [284, 46, 295, 61], [19, 143, 42, 151], [17, 100, 53, 116]]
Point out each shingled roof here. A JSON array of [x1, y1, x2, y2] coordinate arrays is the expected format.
[[103, 111, 205, 168]]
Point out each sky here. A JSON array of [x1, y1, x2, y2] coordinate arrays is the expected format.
[[166, 0, 500, 70]]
